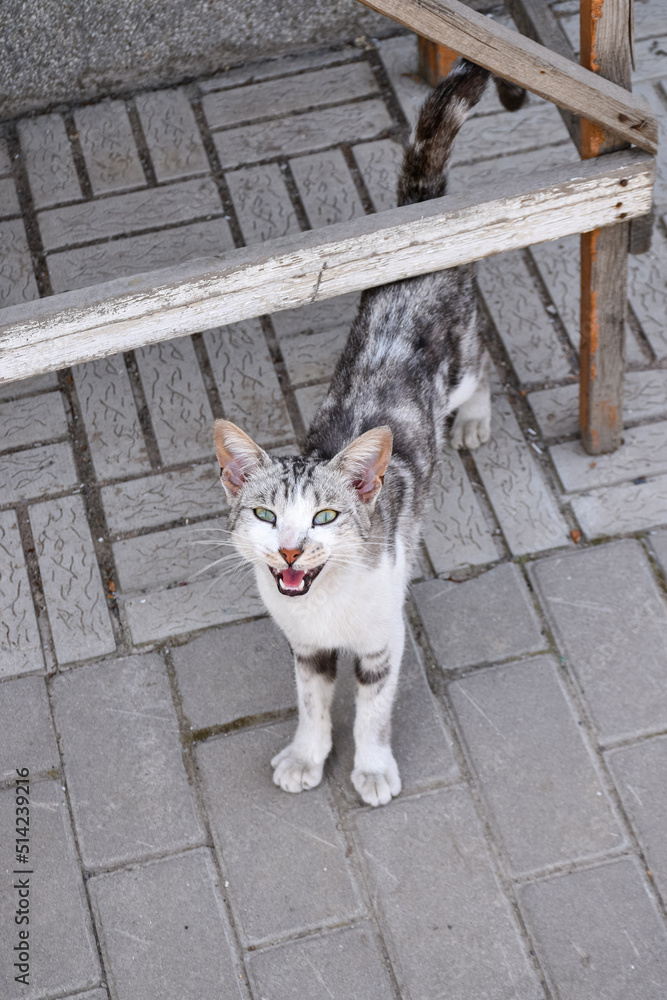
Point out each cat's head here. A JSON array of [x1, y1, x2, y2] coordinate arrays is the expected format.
[[213, 420, 392, 597]]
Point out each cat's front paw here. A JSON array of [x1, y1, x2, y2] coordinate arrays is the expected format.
[[351, 756, 401, 807], [271, 744, 325, 793], [451, 412, 491, 451]]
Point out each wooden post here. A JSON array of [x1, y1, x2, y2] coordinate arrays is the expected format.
[[417, 37, 459, 86], [579, 0, 631, 454]]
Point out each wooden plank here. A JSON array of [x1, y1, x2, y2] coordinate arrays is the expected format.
[[358, 0, 657, 154], [579, 0, 632, 454], [417, 38, 459, 86], [0, 150, 653, 385]]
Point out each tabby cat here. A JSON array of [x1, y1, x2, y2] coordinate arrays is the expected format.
[[213, 60, 493, 806]]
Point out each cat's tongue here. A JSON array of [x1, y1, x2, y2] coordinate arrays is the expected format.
[[281, 567, 306, 590]]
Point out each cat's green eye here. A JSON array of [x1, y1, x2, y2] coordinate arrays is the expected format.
[[254, 507, 276, 525], [313, 509, 338, 526]]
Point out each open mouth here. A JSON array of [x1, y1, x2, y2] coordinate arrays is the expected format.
[[270, 563, 324, 596]]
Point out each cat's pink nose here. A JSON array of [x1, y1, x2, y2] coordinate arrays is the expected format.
[[280, 547, 302, 565]]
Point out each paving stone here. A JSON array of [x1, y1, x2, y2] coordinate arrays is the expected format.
[[135, 88, 208, 182], [30, 495, 115, 665], [0, 175, 20, 217], [421, 443, 499, 574], [0, 676, 57, 780], [332, 634, 460, 799], [203, 62, 379, 129], [295, 382, 328, 429], [74, 101, 145, 195], [0, 391, 67, 452], [73, 355, 150, 480], [271, 290, 360, 338], [478, 251, 572, 384], [172, 617, 295, 729], [528, 370, 667, 440], [633, 0, 667, 38], [225, 164, 300, 244], [38, 176, 223, 250], [628, 220, 667, 358], [280, 324, 347, 385], [197, 721, 363, 945], [450, 655, 624, 875], [0, 441, 78, 505], [550, 420, 667, 492], [0, 371, 59, 401], [17, 114, 83, 209], [89, 849, 241, 1000], [247, 924, 395, 1000], [0, 218, 39, 306], [529, 540, 667, 742], [122, 569, 265, 644], [517, 858, 667, 1000], [634, 82, 667, 212], [61, 992, 107, 1000], [652, 527, 667, 572], [48, 217, 235, 292], [52, 652, 203, 868], [0, 780, 101, 1000], [204, 319, 293, 446], [135, 335, 214, 464], [0, 137, 11, 175], [354, 786, 545, 1000], [199, 48, 362, 92], [0, 510, 43, 677], [213, 101, 394, 169], [290, 149, 364, 228], [413, 561, 546, 670], [353, 138, 402, 212], [451, 96, 571, 167], [101, 463, 223, 535], [449, 142, 579, 198], [113, 516, 228, 591], [572, 474, 667, 538], [472, 395, 570, 556]]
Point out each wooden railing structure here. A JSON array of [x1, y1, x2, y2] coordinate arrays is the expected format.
[[0, 0, 657, 454]]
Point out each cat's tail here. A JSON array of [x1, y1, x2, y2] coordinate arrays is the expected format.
[[397, 58, 490, 207]]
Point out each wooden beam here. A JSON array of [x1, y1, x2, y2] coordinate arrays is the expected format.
[[358, 0, 657, 154], [0, 150, 653, 384]]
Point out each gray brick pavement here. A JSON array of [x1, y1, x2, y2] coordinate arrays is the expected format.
[[0, 220, 39, 306], [101, 463, 223, 535], [226, 164, 300, 244], [0, 392, 67, 451], [135, 88, 208, 183], [17, 114, 83, 209], [291, 149, 365, 229], [0, 676, 57, 780], [74, 101, 146, 195], [1, 442, 79, 506], [0, 509, 44, 676]]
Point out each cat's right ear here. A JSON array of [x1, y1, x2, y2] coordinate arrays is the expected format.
[[213, 420, 267, 498]]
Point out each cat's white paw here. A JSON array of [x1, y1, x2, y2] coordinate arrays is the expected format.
[[351, 757, 401, 807], [451, 413, 491, 451], [271, 745, 325, 793]]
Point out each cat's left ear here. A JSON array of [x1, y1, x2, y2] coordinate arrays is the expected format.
[[332, 426, 393, 505], [213, 419, 268, 498]]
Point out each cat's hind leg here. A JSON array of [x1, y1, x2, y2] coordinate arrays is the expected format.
[[451, 349, 492, 451], [272, 649, 336, 793]]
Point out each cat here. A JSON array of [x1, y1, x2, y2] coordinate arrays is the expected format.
[[213, 59, 493, 807]]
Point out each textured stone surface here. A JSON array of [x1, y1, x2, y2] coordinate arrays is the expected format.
[[247, 925, 395, 1000], [52, 653, 204, 868], [30, 495, 115, 664], [530, 541, 667, 742], [353, 138, 402, 212], [0, 138, 11, 175], [0, 371, 59, 400], [0, 175, 20, 217], [295, 382, 328, 429], [213, 101, 393, 168], [17, 114, 83, 209], [572, 474, 667, 539], [451, 95, 570, 167], [448, 141, 579, 197], [0, 676, 57, 779], [101, 463, 223, 535], [606, 736, 667, 900], [113, 517, 227, 591], [280, 324, 348, 385], [74, 101, 145, 194], [89, 850, 242, 1000], [226, 164, 300, 244], [197, 721, 362, 945], [73, 356, 150, 480], [518, 859, 667, 1000], [0, 509, 43, 677], [0, 780, 101, 1000], [478, 251, 572, 384], [38, 177, 223, 250], [291, 149, 364, 229], [172, 617, 295, 729], [204, 319, 293, 446], [271, 291, 360, 338], [135, 336, 214, 464], [48, 217, 234, 292], [0, 391, 67, 451], [135, 87, 208, 182], [450, 656, 623, 875], [472, 395, 570, 556], [413, 562, 546, 671], [199, 48, 363, 92], [203, 62, 379, 129], [550, 421, 667, 492], [421, 444, 498, 574], [0, 218, 39, 306], [355, 786, 544, 1000], [628, 221, 667, 358], [0, 441, 78, 504]]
